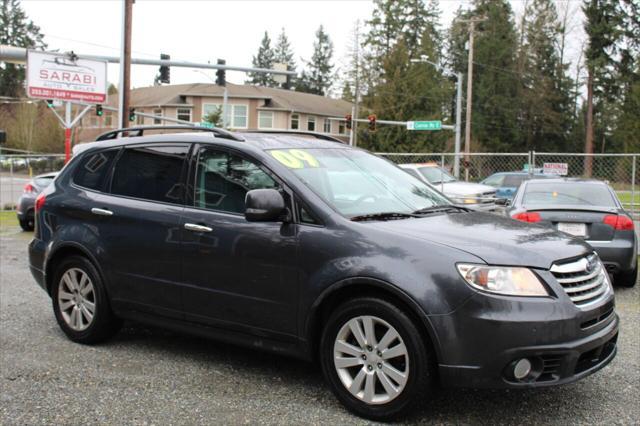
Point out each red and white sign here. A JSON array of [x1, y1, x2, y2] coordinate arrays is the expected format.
[[27, 51, 107, 103], [543, 162, 569, 175]]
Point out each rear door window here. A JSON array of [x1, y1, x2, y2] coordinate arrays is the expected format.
[[73, 149, 119, 191], [110, 145, 189, 204]]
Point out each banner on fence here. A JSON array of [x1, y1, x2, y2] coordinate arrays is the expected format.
[[543, 162, 569, 175]]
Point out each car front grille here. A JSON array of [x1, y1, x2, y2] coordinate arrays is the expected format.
[[550, 254, 610, 306]]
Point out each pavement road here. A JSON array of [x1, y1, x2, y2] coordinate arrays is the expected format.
[[1, 226, 639, 425]]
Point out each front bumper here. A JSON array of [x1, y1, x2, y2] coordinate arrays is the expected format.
[[431, 281, 618, 389]]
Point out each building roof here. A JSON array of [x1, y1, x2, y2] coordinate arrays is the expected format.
[[108, 83, 352, 117]]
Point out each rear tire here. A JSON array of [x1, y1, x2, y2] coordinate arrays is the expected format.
[[52, 255, 122, 344], [319, 297, 434, 421], [615, 263, 638, 287], [19, 217, 34, 231]]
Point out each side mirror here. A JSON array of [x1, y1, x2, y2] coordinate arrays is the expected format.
[[495, 198, 510, 206], [245, 189, 287, 222]]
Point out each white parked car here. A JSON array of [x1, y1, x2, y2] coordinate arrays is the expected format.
[[399, 163, 497, 211]]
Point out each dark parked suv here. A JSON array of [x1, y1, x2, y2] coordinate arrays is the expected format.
[[29, 127, 619, 420]]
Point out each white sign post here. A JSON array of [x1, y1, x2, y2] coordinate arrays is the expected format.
[[26, 51, 108, 162], [543, 162, 569, 176]]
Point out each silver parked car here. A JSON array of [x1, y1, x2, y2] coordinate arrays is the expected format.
[[399, 163, 497, 211]]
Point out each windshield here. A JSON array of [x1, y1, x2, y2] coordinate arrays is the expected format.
[[522, 182, 616, 207], [269, 148, 450, 217], [417, 166, 457, 184]]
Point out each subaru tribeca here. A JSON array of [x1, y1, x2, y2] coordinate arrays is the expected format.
[[29, 127, 618, 420]]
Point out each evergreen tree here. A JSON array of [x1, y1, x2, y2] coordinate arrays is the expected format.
[[296, 26, 334, 96], [273, 28, 296, 89], [0, 0, 46, 97], [520, 0, 573, 151], [583, 0, 623, 165], [341, 81, 354, 102], [247, 31, 276, 87], [402, 0, 442, 59], [454, 0, 521, 152]]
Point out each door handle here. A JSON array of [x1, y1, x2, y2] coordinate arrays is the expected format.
[[184, 223, 213, 233], [91, 207, 113, 217]]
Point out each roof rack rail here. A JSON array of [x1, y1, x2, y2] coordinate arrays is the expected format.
[[242, 130, 344, 143], [95, 125, 244, 142]]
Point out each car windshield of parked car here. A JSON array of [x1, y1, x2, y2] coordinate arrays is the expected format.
[[503, 175, 527, 187], [522, 182, 616, 207], [417, 166, 457, 184], [269, 148, 449, 218]]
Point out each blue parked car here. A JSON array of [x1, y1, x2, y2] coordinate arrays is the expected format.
[[481, 172, 553, 200]]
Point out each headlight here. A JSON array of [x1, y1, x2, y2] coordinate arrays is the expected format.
[[457, 264, 548, 296]]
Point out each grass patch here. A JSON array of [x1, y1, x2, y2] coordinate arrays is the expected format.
[[617, 191, 639, 205], [0, 210, 18, 229]]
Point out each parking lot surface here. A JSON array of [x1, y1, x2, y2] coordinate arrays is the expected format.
[[1, 224, 639, 425]]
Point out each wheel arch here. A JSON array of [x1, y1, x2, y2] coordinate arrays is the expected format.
[[44, 242, 106, 297], [305, 277, 442, 365]]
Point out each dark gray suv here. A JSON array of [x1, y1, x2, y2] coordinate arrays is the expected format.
[[29, 127, 619, 420]]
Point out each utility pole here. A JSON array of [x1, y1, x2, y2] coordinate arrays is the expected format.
[[119, 0, 133, 128], [352, 20, 360, 147], [460, 16, 486, 181], [454, 72, 463, 178]]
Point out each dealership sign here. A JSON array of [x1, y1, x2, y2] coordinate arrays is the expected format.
[[27, 51, 107, 103], [543, 162, 569, 175]]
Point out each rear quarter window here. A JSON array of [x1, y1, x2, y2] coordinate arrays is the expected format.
[[110, 145, 189, 204], [73, 149, 119, 191]]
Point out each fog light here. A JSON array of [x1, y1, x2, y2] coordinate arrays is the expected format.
[[513, 358, 532, 380]]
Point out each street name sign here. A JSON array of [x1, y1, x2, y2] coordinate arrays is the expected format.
[[406, 120, 442, 131], [27, 51, 107, 103]]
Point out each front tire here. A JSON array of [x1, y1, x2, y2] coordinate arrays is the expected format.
[[52, 255, 121, 344], [320, 297, 434, 421]]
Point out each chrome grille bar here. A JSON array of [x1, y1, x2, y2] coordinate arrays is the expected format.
[[551, 254, 610, 306]]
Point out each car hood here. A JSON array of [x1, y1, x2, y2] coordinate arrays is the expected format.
[[434, 181, 496, 196], [369, 212, 591, 269]]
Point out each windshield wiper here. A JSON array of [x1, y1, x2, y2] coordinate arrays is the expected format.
[[351, 212, 418, 222], [412, 204, 471, 215]]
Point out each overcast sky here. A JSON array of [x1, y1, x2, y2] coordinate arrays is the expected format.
[[21, 0, 584, 93]]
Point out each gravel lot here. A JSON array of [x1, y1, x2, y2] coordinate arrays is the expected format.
[[1, 224, 639, 425]]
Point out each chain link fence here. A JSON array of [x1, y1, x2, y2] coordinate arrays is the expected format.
[[378, 152, 638, 218]]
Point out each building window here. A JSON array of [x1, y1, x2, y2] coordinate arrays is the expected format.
[[202, 103, 248, 129], [153, 108, 162, 125], [338, 121, 346, 134], [258, 111, 274, 129], [323, 118, 331, 133], [307, 116, 316, 131], [89, 116, 99, 128], [136, 113, 144, 125], [291, 114, 299, 130], [177, 108, 191, 122], [233, 105, 248, 128], [104, 113, 113, 127]]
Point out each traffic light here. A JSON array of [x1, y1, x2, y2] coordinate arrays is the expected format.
[[368, 114, 377, 132], [45, 99, 54, 108], [159, 54, 170, 84], [128, 107, 136, 122], [216, 59, 226, 86], [96, 104, 103, 116], [345, 114, 352, 130]]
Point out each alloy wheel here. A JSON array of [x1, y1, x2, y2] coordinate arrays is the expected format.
[[57, 268, 96, 331], [333, 315, 409, 405]]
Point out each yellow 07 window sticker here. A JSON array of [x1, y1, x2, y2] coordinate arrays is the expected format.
[[270, 149, 320, 169]]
